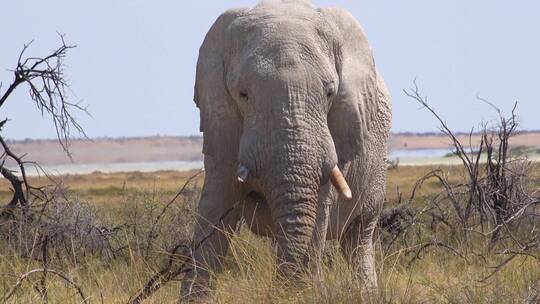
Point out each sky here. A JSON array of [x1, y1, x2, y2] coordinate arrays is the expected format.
[[1, 1, 539, 140]]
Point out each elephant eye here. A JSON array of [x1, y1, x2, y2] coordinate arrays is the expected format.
[[239, 92, 248, 101], [326, 87, 336, 99]]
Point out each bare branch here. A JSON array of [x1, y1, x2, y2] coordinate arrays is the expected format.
[[0, 33, 86, 156], [0, 268, 88, 303]]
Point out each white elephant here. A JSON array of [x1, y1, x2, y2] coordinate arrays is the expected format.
[[182, 0, 391, 300]]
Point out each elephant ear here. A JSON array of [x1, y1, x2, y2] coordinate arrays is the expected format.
[[320, 8, 380, 163], [195, 9, 245, 164]]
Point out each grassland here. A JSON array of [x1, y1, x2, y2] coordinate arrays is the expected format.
[[0, 165, 538, 303], [0, 165, 471, 207]]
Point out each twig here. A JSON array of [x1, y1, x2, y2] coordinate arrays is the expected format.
[[144, 170, 203, 257], [407, 240, 466, 267], [1, 268, 88, 303]]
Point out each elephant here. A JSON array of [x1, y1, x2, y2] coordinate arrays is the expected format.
[[181, 0, 391, 300]]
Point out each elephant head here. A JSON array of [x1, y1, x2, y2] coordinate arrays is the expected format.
[[195, 2, 380, 273]]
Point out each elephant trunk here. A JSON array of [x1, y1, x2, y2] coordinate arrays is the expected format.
[[236, 87, 349, 274], [264, 166, 320, 276]]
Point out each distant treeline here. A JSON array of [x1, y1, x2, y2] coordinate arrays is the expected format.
[[6, 130, 540, 144], [5, 135, 203, 144], [392, 129, 540, 137]]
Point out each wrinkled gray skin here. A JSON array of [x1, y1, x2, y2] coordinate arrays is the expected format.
[[182, 0, 391, 300]]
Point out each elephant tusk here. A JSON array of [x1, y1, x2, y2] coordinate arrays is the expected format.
[[330, 165, 352, 199], [237, 164, 249, 183]]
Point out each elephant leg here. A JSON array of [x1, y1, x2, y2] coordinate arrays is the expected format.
[[180, 157, 241, 301], [340, 216, 379, 299], [310, 183, 337, 282], [340, 163, 386, 299]]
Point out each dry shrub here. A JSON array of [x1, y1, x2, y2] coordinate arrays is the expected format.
[[378, 83, 540, 283]]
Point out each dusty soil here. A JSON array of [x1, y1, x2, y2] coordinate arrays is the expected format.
[[3, 136, 203, 166]]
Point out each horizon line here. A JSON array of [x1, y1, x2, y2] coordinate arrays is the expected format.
[[5, 129, 540, 143]]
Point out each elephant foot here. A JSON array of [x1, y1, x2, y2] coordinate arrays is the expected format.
[[311, 272, 329, 300], [179, 285, 211, 304], [360, 272, 379, 302], [179, 270, 212, 304], [349, 253, 379, 303], [307, 252, 325, 285]]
